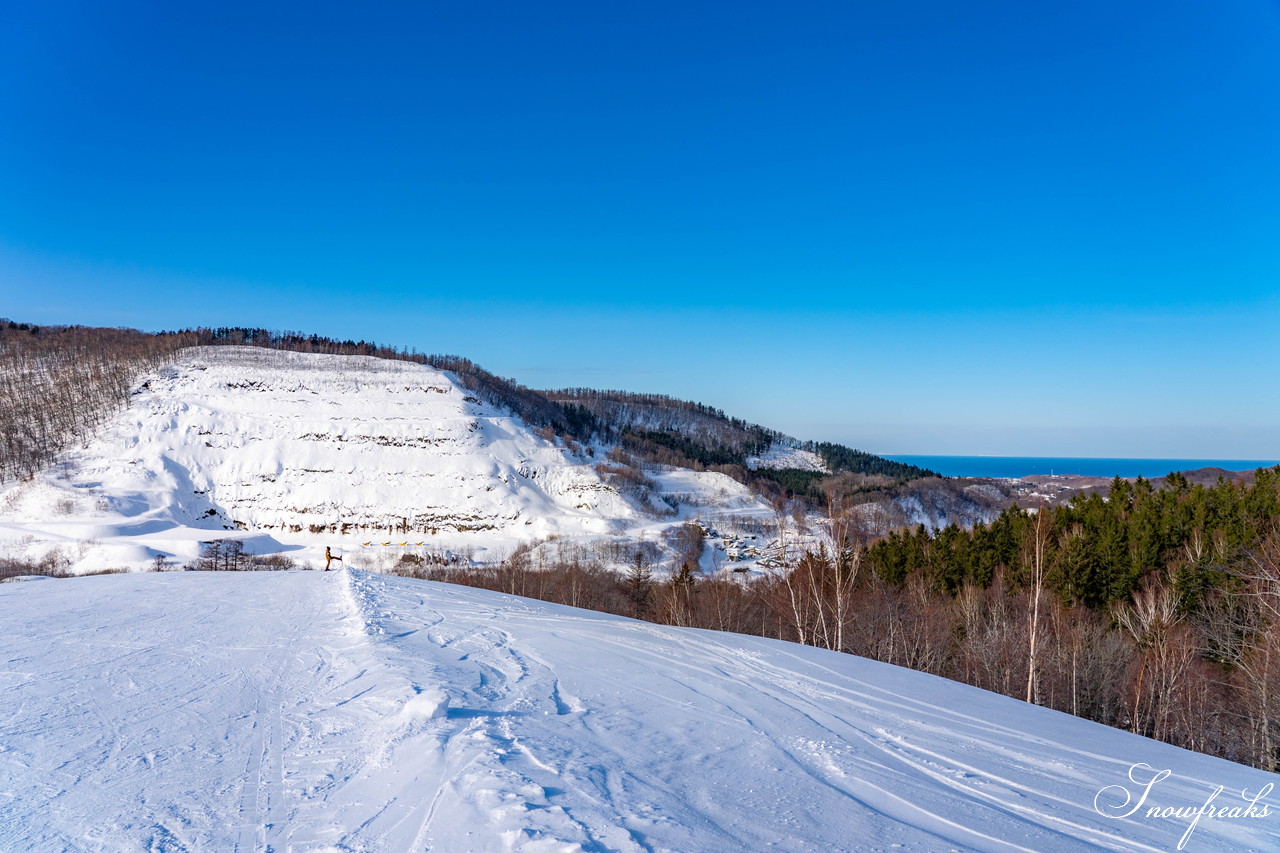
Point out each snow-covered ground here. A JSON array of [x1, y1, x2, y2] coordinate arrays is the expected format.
[[0, 348, 775, 574], [2, 569, 1275, 852], [745, 445, 829, 473]]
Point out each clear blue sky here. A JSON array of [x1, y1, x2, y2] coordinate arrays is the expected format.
[[3, 1, 1278, 458]]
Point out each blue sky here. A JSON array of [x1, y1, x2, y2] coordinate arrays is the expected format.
[[2, 1, 1278, 458]]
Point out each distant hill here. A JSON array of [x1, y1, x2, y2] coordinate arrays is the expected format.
[[543, 388, 938, 500], [1, 321, 934, 506], [176, 328, 940, 495], [0, 321, 962, 581]]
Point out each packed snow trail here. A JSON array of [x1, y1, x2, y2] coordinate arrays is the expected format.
[[2, 571, 1277, 852]]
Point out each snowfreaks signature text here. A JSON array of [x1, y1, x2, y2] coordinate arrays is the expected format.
[[1093, 762, 1273, 850]]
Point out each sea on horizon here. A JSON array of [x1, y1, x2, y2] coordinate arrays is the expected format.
[[882, 455, 1280, 480]]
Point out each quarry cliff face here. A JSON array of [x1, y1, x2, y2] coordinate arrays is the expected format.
[[29, 346, 641, 537]]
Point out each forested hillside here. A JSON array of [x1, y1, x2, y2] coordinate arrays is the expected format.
[[867, 470, 1280, 607], [849, 469, 1280, 769], [545, 388, 937, 500], [0, 321, 193, 481]]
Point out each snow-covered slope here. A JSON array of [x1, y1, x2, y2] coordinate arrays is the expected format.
[[745, 445, 829, 473], [0, 347, 735, 571], [3, 570, 1275, 852]]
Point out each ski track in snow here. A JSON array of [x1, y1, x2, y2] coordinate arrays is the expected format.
[[2, 569, 1277, 852]]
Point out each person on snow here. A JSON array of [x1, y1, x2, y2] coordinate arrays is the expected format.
[[325, 546, 343, 571]]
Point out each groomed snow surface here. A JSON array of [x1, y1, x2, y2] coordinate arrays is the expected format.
[[3, 570, 1276, 852]]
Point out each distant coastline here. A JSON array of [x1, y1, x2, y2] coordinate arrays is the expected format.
[[882, 455, 1280, 480]]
